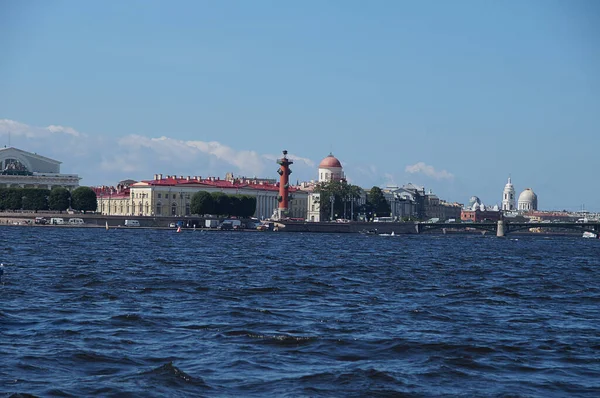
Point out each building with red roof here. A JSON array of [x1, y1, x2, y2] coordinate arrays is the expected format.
[[94, 173, 308, 220]]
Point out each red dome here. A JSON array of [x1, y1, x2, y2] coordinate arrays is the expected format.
[[319, 153, 342, 168]]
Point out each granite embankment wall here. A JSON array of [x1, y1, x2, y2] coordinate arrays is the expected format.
[[0, 212, 212, 228], [0, 211, 420, 233], [280, 221, 418, 234]]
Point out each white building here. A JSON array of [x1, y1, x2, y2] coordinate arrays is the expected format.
[[502, 176, 516, 211], [0, 147, 80, 190]]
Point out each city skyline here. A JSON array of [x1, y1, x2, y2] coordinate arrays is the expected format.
[[1, 1, 598, 211]]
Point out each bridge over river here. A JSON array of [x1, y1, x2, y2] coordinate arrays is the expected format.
[[417, 221, 600, 236]]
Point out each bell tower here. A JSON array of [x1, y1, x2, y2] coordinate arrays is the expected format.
[[502, 176, 515, 211]]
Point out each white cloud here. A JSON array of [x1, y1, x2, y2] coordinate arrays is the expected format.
[[405, 162, 454, 181], [0, 119, 317, 186], [262, 153, 315, 168], [47, 125, 82, 137]]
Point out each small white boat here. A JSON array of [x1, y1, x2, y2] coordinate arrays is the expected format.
[[582, 231, 597, 239]]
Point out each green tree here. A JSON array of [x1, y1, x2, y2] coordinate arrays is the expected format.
[[315, 180, 363, 220], [240, 195, 257, 218], [191, 191, 215, 215], [21, 188, 50, 211], [48, 187, 71, 212], [71, 187, 97, 213], [367, 186, 390, 218], [211, 192, 230, 216], [229, 195, 243, 217], [0, 188, 23, 211]]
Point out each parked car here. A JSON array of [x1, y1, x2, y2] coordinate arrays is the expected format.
[[169, 222, 177, 228], [34, 217, 48, 225]]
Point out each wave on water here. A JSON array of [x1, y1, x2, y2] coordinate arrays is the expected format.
[[120, 362, 210, 391]]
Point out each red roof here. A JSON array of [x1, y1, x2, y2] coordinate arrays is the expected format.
[[92, 186, 131, 199], [136, 177, 299, 192], [319, 154, 342, 168]]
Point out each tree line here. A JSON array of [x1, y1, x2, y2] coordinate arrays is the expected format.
[[314, 181, 391, 220], [0, 187, 97, 212], [191, 192, 256, 217]]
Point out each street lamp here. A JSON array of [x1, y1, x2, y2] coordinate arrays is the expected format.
[[330, 195, 335, 221]]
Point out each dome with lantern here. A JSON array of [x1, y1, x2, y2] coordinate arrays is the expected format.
[[517, 188, 538, 212]]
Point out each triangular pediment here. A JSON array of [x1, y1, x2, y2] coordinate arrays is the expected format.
[[0, 147, 61, 165]]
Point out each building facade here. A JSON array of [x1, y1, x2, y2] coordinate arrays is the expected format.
[[461, 208, 502, 223], [95, 174, 308, 220], [384, 184, 460, 221], [0, 147, 80, 190]]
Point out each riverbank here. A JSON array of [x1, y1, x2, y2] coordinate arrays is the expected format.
[[0, 215, 587, 237]]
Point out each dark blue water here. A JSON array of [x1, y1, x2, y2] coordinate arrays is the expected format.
[[1, 227, 599, 397]]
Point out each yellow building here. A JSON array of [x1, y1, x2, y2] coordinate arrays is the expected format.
[[95, 174, 307, 220]]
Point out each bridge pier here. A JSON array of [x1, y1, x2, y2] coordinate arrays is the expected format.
[[497, 220, 505, 237]]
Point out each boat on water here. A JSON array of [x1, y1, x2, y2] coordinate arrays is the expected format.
[[379, 231, 396, 237], [582, 231, 598, 239]]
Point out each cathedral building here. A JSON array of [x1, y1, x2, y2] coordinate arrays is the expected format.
[[501, 176, 538, 213]]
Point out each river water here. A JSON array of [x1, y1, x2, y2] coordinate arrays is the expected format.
[[1, 227, 599, 397]]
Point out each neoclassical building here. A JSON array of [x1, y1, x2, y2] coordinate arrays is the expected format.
[[305, 153, 346, 222], [0, 147, 80, 190], [95, 174, 308, 220]]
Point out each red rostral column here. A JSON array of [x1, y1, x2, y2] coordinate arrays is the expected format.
[[276, 150, 293, 219]]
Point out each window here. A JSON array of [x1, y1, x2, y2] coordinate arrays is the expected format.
[[158, 193, 162, 199], [156, 203, 162, 215], [171, 203, 177, 215]]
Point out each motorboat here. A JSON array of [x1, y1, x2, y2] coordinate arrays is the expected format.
[[582, 231, 598, 239]]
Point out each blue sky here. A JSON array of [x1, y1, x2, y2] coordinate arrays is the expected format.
[[1, 0, 599, 211]]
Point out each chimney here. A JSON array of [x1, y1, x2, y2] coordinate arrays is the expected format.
[[186, 176, 190, 181], [154, 174, 158, 180], [180, 175, 183, 180], [158, 174, 163, 180]]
